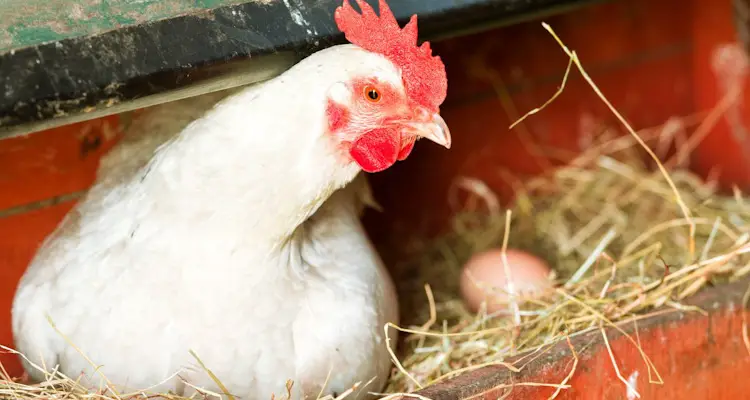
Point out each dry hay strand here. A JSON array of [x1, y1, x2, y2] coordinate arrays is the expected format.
[[3, 23, 750, 400], [0, 343, 371, 400]]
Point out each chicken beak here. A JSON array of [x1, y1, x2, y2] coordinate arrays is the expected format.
[[403, 113, 451, 149]]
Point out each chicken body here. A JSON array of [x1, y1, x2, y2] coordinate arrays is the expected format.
[[11, 45, 404, 399]]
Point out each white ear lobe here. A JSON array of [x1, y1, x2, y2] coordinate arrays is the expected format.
[[327, 81, 351, 104]]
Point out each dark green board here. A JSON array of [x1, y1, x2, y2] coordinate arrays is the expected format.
[[1, 0, 251, 53]]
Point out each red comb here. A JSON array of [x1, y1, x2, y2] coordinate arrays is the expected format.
[[334, 0, 447, 113]]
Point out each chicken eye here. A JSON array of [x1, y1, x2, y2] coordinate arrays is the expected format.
[[364, 86, 381, 103]]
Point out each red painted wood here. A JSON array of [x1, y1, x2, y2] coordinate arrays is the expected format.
[[0, 116, 122, 210]]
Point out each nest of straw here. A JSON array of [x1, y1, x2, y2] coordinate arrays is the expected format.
[[383, 122, 750, 396], [3, 24, 750, 400]]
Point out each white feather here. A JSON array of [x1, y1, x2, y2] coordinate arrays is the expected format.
[[12, 44, 400, 400]]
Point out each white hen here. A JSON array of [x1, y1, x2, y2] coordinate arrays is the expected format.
[[11, 0, 450, 398]]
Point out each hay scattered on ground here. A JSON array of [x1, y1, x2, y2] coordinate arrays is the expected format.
[[3, 24, 750, 400]]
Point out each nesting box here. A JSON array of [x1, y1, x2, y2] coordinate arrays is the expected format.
[[1, 0, 750, 398]]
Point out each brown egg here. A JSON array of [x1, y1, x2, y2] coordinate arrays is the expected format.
[[459, 248, 553, 313]]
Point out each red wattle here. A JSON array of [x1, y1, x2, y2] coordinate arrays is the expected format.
[[349, 128, 401, 173]]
